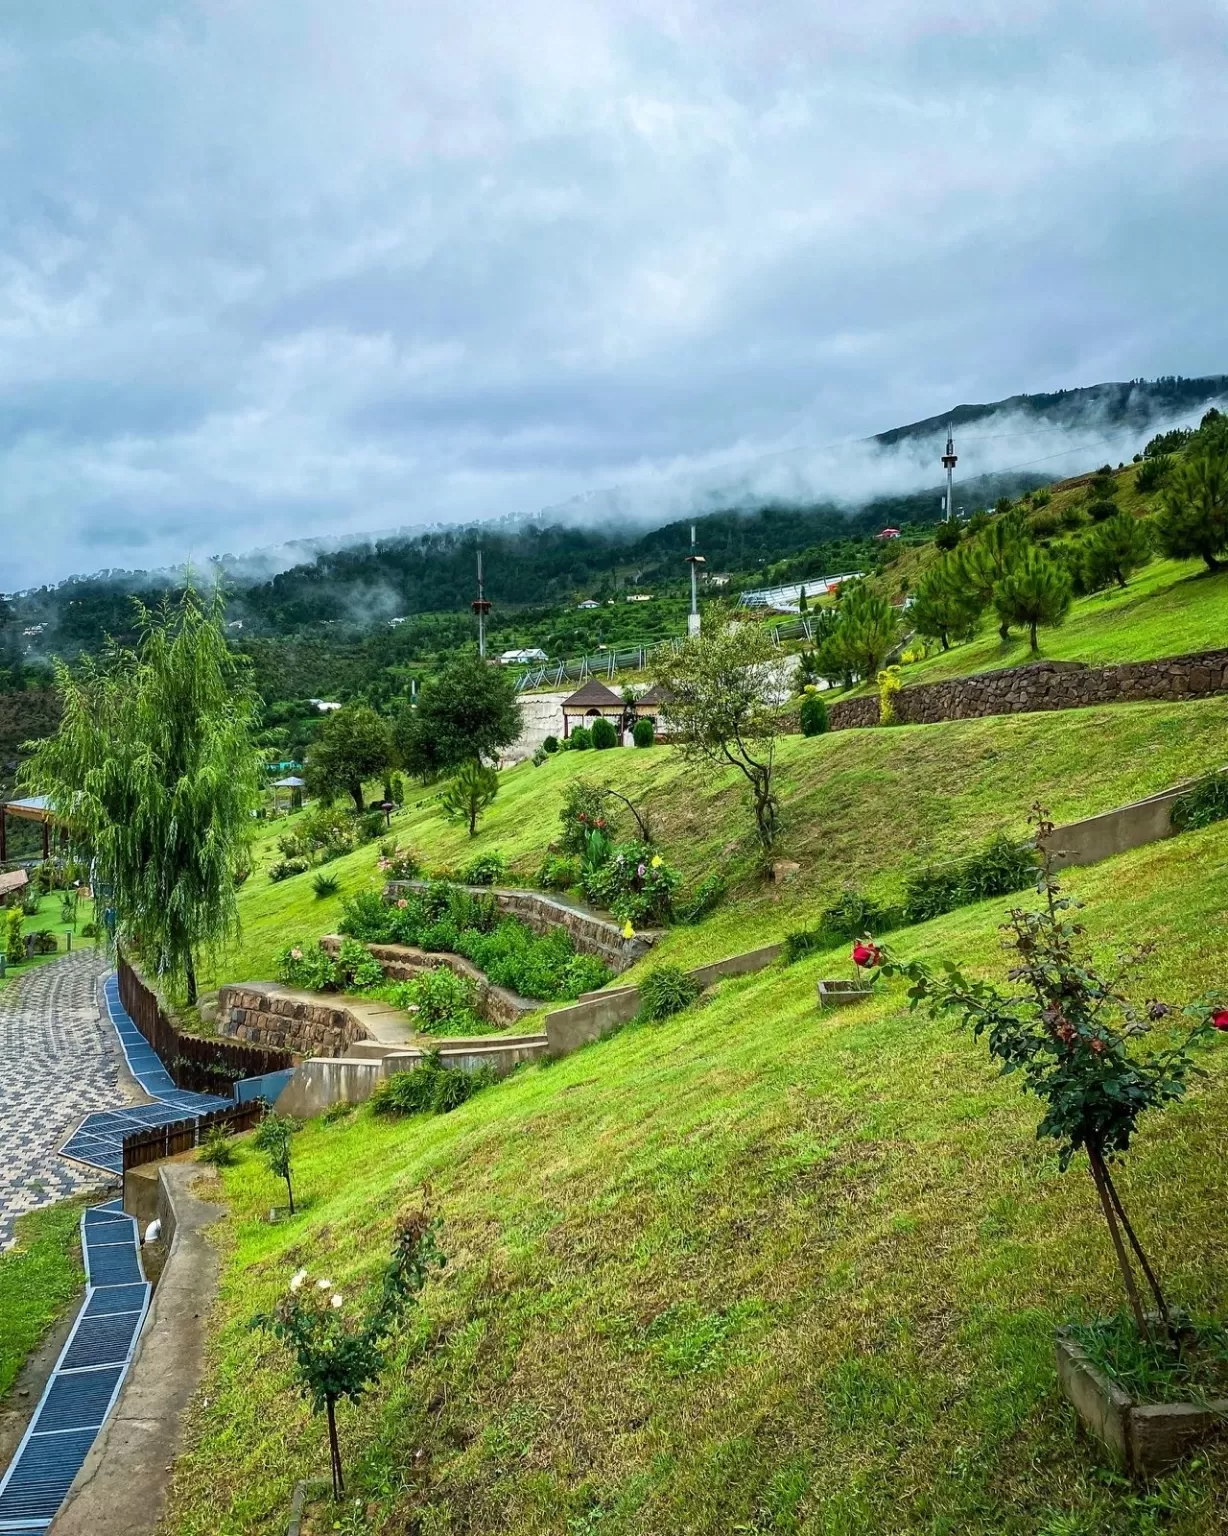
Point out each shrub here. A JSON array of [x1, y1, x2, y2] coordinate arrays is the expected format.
[[80, 921, 100, 939], [559, 781, 616, 854], [312, 873, 340, 899], [339, 889, 397, 943], [637, 965, 701, 1022], [590, 717, 618, 750], [799, 693, 829, 737], [567, 726, 592, 751], [268, 858, 309, 883], [454, 916, 611, 999], [334, 937, 385, 991], [409, 966, 479, 1032], [369, 1053, 498, 1117], [4, 909, 23, 965], [535, 854, 581, 891], [781, 887, 902, 963], [32, 930, 58, 954], [277, 941, 339, 991], [21, 892, 41, 917], [582, 841, 679, 925], [1086, 499, 1118, 524], [420, 915, 460, 953], [377, 846, 420, 881], [532, 746, 548, 767], [542, 735, 560, 754], [632, 718, 655, 748], [903, 833, 1036, 923], [1170, 772, 1228, 832], [357, 809, 385, 842], [676, 873, 728, 925], [460, 850, 507, 886], [1028, 509, 1061, 538], [198, 1124, 236, 1167], [1031, 488, 1051, 508], [876, 666, 902, 726]]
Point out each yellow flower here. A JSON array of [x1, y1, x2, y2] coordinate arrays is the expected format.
[[622, 920, 635, 939], [651, 854, 662, 868]]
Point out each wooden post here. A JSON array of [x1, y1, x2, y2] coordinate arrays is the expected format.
[[41, 819, 49, 861], [0, 808, 5, 863]]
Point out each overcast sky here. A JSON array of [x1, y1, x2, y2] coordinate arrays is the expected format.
[[2, 1, 1227, 588]]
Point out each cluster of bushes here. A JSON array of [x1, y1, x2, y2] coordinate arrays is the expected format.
[[384, 966, 490, 1035], [582, 840, 678, 926], [458, 850, 506, 886], [782, 834, 1038, 961], [636, 964, 701, 1022], [369, 1052, 497, 1117], [339, 882, 610, 1000], [276, 937, 385, 993], [376, 843, 421, 881], [269, 805, 383, 882], [540, 714, 655, 753]]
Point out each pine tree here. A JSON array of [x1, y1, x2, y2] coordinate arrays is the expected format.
[[441, 760, 500, 836], [813, 583, 898, 683], [908, 556, 983, 651], [954, 515, 1026, 640], [993, 548, 1073, 653], [1156, 450, 1228, 571], [1080, 513, 1153, 591]]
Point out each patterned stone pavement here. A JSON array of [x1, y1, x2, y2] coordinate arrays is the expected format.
[[0, 950, 135, 1249]]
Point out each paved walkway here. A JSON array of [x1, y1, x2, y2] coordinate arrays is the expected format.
[[0, 952, 131, 1250]]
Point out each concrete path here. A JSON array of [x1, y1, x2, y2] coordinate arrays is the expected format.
[[0, 951, 132, 1250]]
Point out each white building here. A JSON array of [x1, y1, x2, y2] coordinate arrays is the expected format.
[[499, 648, 548, 666]]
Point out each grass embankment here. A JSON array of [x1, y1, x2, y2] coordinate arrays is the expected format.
[[208, 695, 1228, 992], [0, 892, 97, 994], [888, 557, 1228, 689], [166, 821, 1228, 1536], [0, 1198, 87, 1400]]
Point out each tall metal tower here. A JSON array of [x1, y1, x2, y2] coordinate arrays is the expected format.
[[471, 548, 491, 659], [684, 523, 705, 635], [941, 425, 958, 521]]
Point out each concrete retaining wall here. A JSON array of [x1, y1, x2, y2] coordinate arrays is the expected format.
[[1043, 784, 1195, 868], [388, 879, 658, 973], [825, 648, 1228, 732]]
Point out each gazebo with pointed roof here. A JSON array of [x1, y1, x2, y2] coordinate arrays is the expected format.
[[560, 679, 624, 740]]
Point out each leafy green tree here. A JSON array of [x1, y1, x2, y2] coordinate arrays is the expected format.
[[396, 654, 522, 778], [254, 1111, 298, 1214], [253, 1203, 444, 1499], [1156, 450, 1228, 571], [909, 556, 983, 651], [656, 609, 782, 852], [441, 759, 500, 836], [993, 546, 1072, 653], [1081, 513, 1153, 591], [813, 583, 899, 684], [305, 703, 394, 812], [21, 585, 262, 1003]]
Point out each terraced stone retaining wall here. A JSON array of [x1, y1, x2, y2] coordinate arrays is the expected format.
[[319, 934, 537, 1029], [825, 648, 1228, 731], [387, 879, 656, 973], [217, 984, 368, 1055]]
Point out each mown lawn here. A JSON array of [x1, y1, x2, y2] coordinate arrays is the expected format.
[[0, 1197, 87, 1401], [207, 695, 1228, 994], [0, 891, 97, 994], [165, 820, 1228, 1536]]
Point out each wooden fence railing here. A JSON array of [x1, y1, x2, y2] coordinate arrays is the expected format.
[[121, 1101, 266, 1173], [116, 952, 295, 1095]]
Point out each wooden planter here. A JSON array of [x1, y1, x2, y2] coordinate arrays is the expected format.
[[817, 979, 874, 1010], [1056, 1330, 1228, 1477]]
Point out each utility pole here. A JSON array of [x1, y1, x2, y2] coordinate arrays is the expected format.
[[471, 548, 491, 659], [685, 523, 704, 636], [942, 425, 958, 521]]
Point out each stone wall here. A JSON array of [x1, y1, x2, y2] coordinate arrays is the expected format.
[[825, 649, 1228, 732], [217, 983, 369, 1056], [388, 880, 657, 973], [318, 935, 537, 1029]]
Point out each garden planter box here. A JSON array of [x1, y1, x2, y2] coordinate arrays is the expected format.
[[1056, 1329, 1228, 1477], [817, 979, 874, 1009]]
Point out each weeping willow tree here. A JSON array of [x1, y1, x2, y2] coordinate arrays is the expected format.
[[20, 584, 263, 1003]]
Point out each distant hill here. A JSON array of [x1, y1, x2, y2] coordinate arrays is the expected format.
[[5, 374, 1226, 671]]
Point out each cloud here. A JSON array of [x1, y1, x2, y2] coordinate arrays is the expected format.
[[2, 1, 1228, 587]]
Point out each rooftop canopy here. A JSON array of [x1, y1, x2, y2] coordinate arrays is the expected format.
[[560, 679, 622, 711]]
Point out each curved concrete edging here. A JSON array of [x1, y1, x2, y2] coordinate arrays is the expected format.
[[48, 1163, 224, 1536]]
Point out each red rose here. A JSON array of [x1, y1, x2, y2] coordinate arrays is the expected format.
[[1213, 1009, 1228, 1032], [852, 942, 880, 969]]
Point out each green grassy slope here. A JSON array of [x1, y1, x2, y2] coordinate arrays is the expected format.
[[0, 1197, 87, 1400], [210, 696, 1228, 991], [165, 823, 1228, 1536]]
